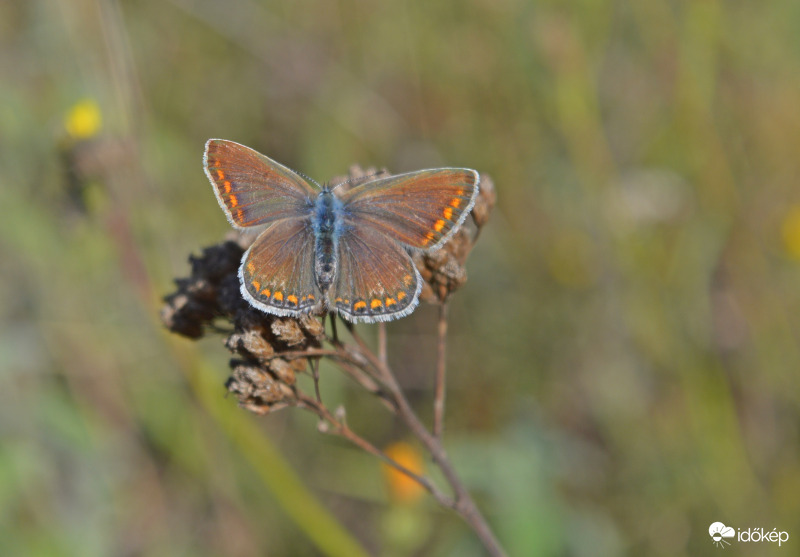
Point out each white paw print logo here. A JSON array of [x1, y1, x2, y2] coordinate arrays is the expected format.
[[709, 522, 735, 548]]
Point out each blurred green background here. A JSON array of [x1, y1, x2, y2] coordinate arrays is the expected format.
[[3, 0, 800, 555]]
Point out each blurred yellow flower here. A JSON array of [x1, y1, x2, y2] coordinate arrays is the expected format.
[[781, 206, 800, 259], [382, 441, 425, 504], [64, 99, 102, 139]]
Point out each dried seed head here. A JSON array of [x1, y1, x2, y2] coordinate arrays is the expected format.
[[161, 241, 323, 414], [161, 241, 245, 338], [226, 361, 296, 415]]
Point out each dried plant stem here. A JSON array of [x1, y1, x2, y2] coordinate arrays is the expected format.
[[297, 392, 453, 507], [265, 349, 396, 410], [264, 348, 343, 360], [310, 358, 322, 403], [433, 301, 449, 439], [343, 321, 507, 557]]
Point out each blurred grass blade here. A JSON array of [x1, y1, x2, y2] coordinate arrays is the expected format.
[[173, 344, 369, 557]]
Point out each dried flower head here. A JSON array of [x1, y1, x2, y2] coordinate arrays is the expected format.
[[162, 241, 324, 413]]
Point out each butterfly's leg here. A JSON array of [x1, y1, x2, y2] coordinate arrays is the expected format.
[[327, 311, 340, 345]]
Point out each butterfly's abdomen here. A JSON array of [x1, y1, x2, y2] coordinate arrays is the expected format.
[[312, 191, 343, 294]]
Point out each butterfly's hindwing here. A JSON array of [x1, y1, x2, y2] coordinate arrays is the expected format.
[[338, 168, 479, 251], [239, 217, 320, 316], [204, 139, 316, 229], [332, 221, 421, 323]]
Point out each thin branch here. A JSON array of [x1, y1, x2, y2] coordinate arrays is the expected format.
[[262, 348, 343, 360], [296, 392, 455, 508], [310, 358, 322, 403], [345, 325, 507, 557], [334, 360, 397, 412]]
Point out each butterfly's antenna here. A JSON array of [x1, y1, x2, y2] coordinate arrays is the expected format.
[[331, 169, 389, 192], [296, 169, 322, 189]]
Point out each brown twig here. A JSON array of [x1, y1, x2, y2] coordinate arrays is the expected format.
[[296, 391, 455, 508], [262, 348, 342, 360], [345, 323, 507, 557], [310, 358, 322, 403], [323, 352, 397, 412]]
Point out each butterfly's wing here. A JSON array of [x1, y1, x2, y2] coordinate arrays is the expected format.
[[239, 217, 320, 316], [204, 139, 317, 229], [337, 168, 479, 251], [332, 221, 422, 323]]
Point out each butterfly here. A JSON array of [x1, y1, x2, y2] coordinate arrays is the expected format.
[[204, 139, 480, 323]]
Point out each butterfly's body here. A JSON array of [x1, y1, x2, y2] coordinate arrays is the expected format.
[[311, 189, 343, 296], [204, 139, 479, 323]]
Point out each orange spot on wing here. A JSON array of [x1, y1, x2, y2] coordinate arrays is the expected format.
[[247, 262, 255, 274], [307, 294, 315, 301], [397, 291, 407, 301], [443, 207, 453, 220], [252, 280, 261, 291], [229, 194, 239, 207], [261, 287, 271, 297], [223, 180, 232, 193], [216, 169, 225, 180], [287, 295, 298, 306], [450, 198, 461, 208], [403, 274, 413, 286], [434, 219, 445, 232], [386, 297, 397, 307], [273, 291, 283, 302], [425, 231, 436, 242], [354, 300, 367, 311], [370, 298, 382, 309]]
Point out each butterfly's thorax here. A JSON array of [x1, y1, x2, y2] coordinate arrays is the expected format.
[[311, 190, 344, 294]]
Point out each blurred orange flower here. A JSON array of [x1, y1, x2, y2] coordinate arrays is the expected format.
[[382, 441, 425, 504]]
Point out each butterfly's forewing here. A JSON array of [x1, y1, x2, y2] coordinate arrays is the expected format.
[[333, 222, 422, 323], [204, 139, 316, 229], [337, 168, 479, 251], [240, 217, 320, 316]]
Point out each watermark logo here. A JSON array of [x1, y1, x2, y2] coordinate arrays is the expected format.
[[709, 521, 789, 548], [709, 522, 735, 548]]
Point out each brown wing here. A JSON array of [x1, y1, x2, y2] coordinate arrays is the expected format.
[[239, 217, 320, 316], [337, 168, 479, 250], [332, 222, 421, 323], [204, 139, 316, 229]]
